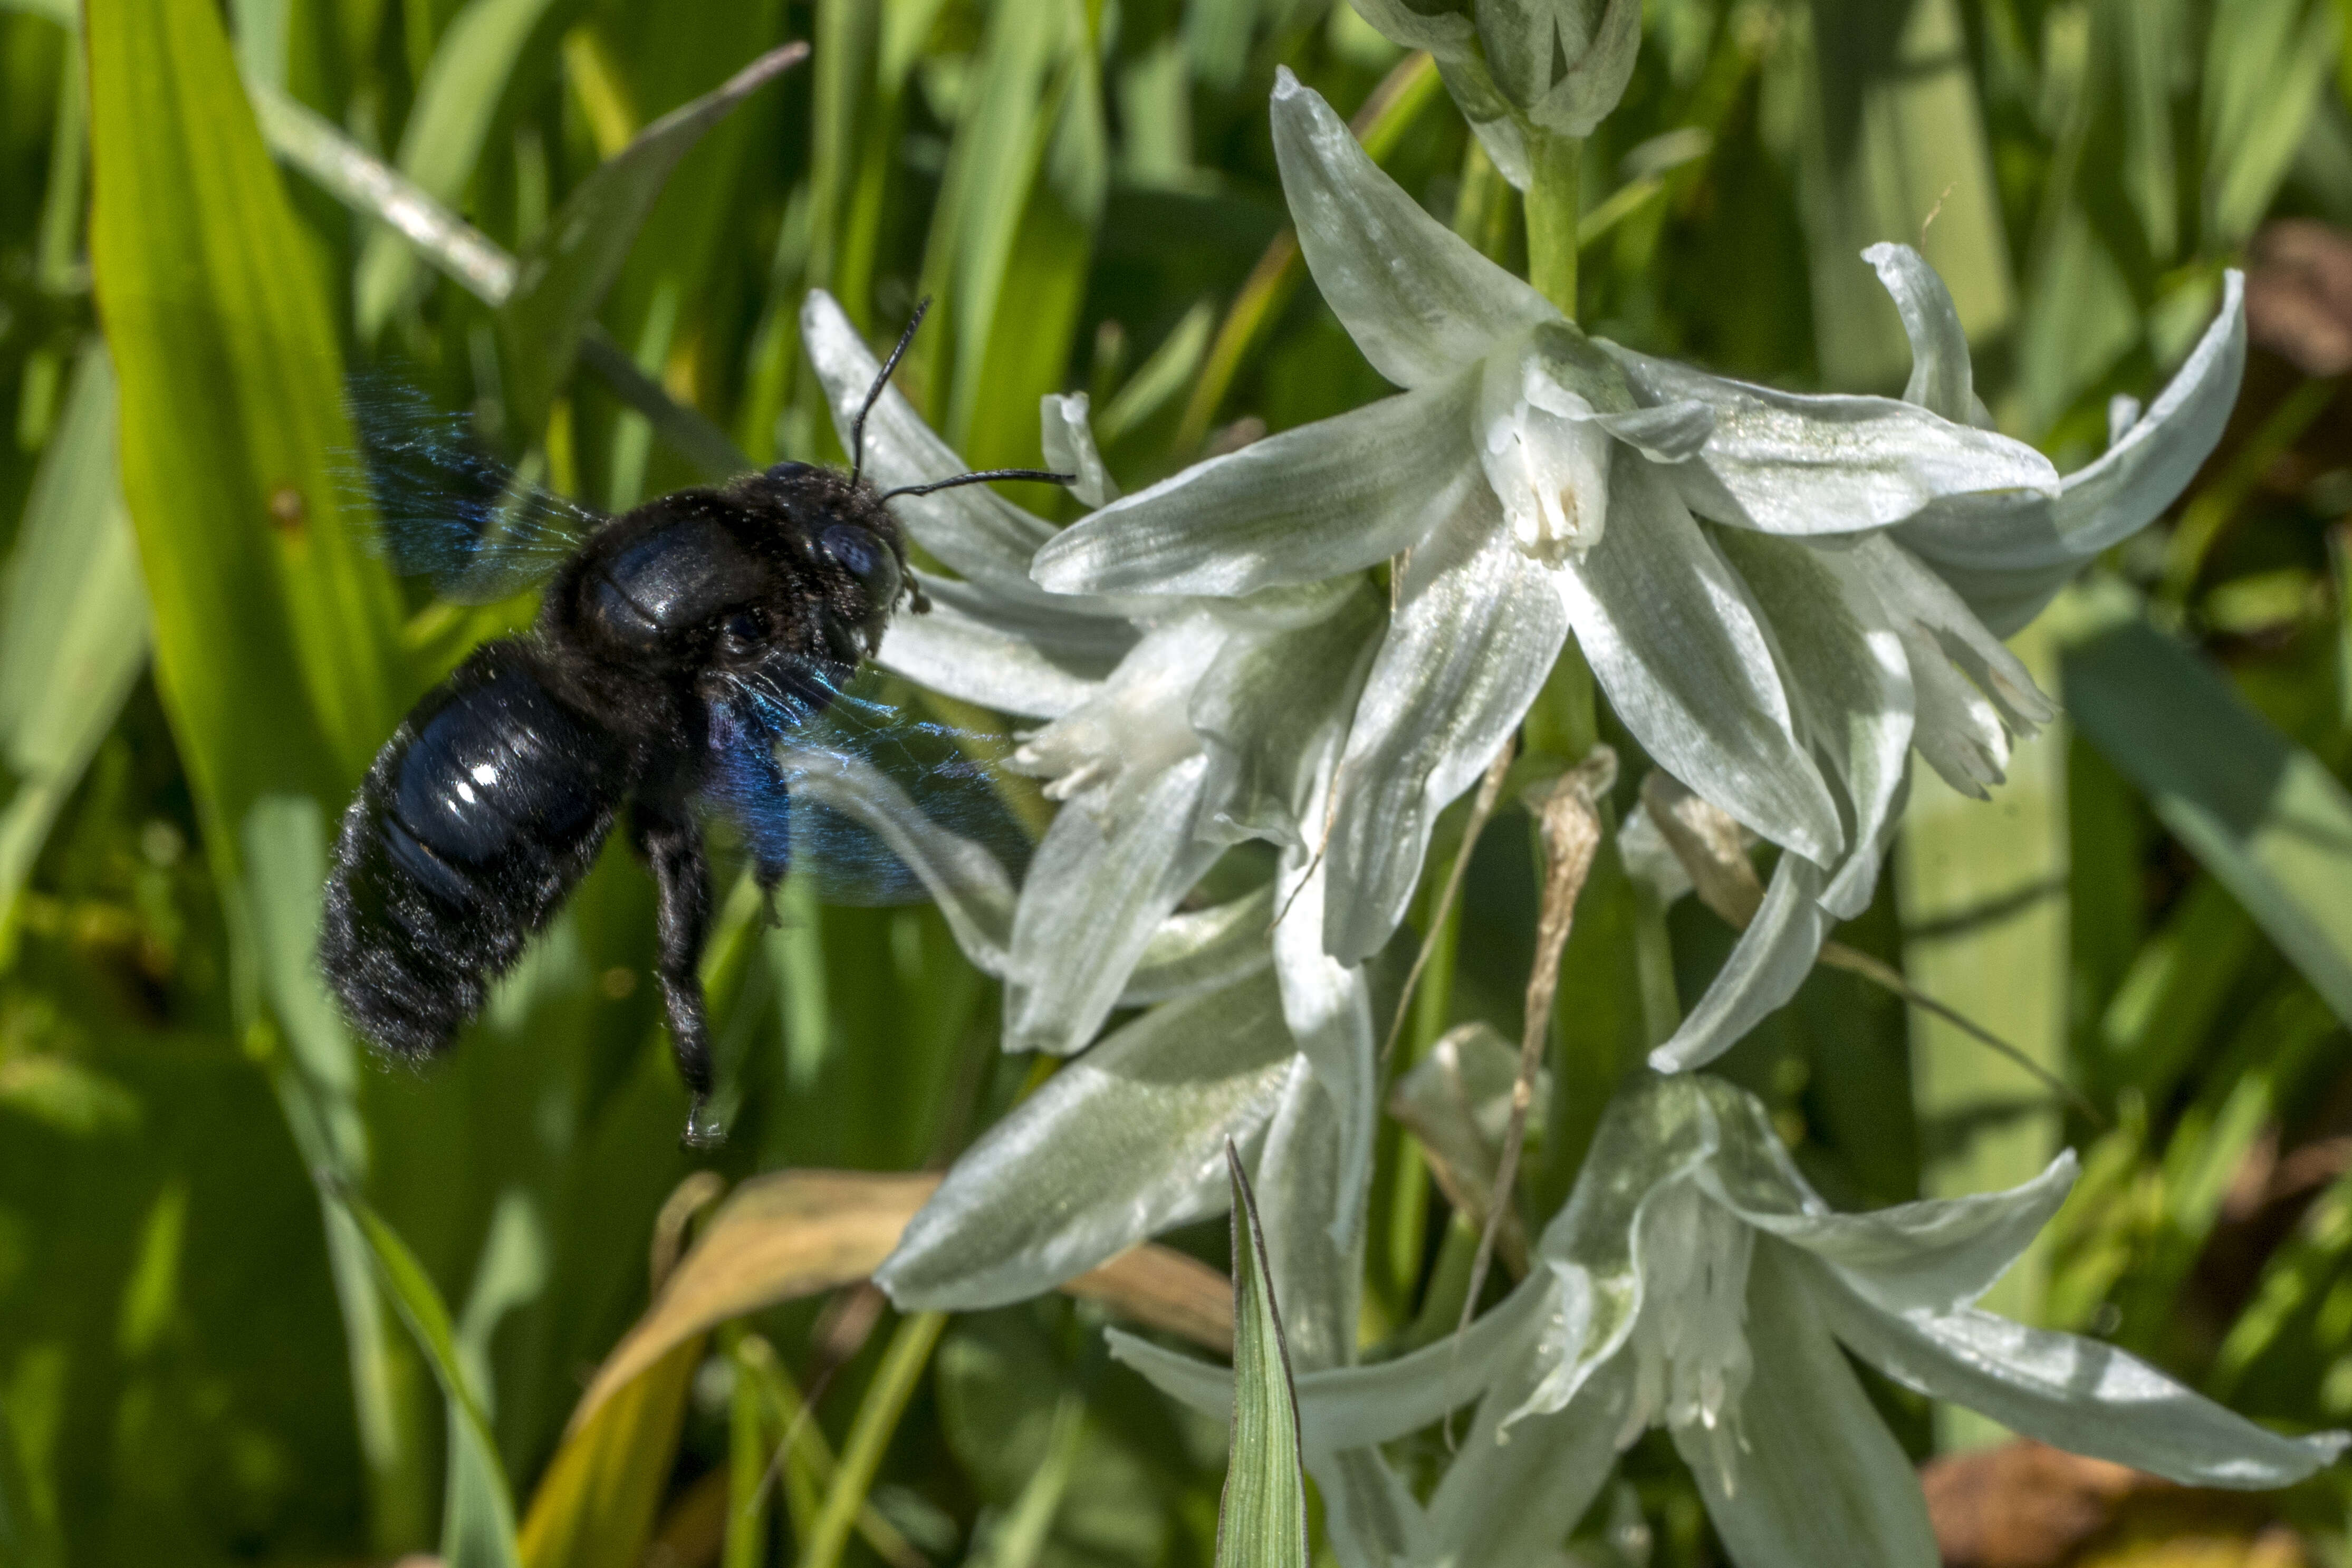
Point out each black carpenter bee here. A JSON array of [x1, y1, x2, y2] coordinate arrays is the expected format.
[[321, 305, 1064, 1145]]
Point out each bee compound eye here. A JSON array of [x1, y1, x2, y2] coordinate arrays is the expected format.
[[818, 523, 900, 606]]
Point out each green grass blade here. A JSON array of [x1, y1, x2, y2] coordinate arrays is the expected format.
[[516, 1338, 701, 1568], [338, 1184, 525, 1568], [241, 795, 429, 1542], [0, 1392, 63, 1568], [2065, 609, 2352, 1032], [87, 0, 409, 831], [1215, 1144, 1309, 1568], [1789, 0, 2014, 390], [353, 0, 567, 335], [0, 339, 145, 960], [1898, 619, 2068, 1447], [800, 1309, 948, 1568], [946, 1, 1104, 467], [497, 41, 807, 438], [247, 84, 751, 480], [2200, 0, 2343, 245]]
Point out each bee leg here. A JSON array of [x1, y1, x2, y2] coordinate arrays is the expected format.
[[754, 850, 787, 929], [639, 807, 722, 1147]]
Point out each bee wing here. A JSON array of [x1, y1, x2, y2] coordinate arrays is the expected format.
[[704, 665, 1032, 908], [335, 371, 600, 604]]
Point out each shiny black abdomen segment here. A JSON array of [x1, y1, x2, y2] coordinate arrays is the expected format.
[[322, 639, 632, 1058], [392, 659, 615, 871]]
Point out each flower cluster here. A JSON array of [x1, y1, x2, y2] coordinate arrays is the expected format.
[[782, 51, 2317, 1568], [1116, 1073, 2347, 1567], [1034, 69, 2245, 1072]]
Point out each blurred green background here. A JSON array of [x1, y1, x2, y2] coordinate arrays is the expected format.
[[2, 0, 2351, 1564]]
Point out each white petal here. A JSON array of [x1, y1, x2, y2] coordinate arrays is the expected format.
[[2035, 274, 2246, 553], [1002, 755, 1223, 1054], [1012, 614, 1224, 824], [1308, 1450, 1429, 1568], [875, 975, 1298, 1309], [1895, 273, 2246, 635], [1903, 637, 2012, 797], [1031, 372, 1482, 597], [1684, 1242, 1938, 1568], [802, 290, 1061, 603], [1715, 530, 1916, 918], [780, 749, 1015, 975], [1600, 339, 2060, 536], [1341, 0, 1476, 55], [1518, 1077, 1730, 1420], [1618, 797, 1698, 905], [875, 572, 1134, 721], [1105, 1271, 1552, 1447], [1040, 391, 1119, 508], [1596, 400, 1715, 462], [1120, 886, 1276, 1006], [2108, 394, 2144, 448], [1438, 56, 1534, 189], [1504, 0, 1645, 138], [1270, 69, 1558, 388], [1865, 243, 1975, 424], [1559, 450, 1843, 867], [1253, 1057, 1366, 1371], [1425, 1356, 1629, 1567], [1846, 535, 2055, 735], [1389, 1021, 1547, 1217], [1646, 852, 1833, 1073], [1272, 839, 1377, 1251], [1323, 488, 1569, 963], [1191, 583, 1383, 849], [1706, 1151, 2079, 1316], [1802, 1250, 2351, 1489]]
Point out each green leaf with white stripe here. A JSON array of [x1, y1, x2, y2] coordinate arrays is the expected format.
[[1215, 1145, 1310, 1568], [497, 41, 805, 438]]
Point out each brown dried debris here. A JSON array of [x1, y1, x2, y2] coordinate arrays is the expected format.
[[2246, 220, 2352, 378], [1923, 1440, 2309, 1568]]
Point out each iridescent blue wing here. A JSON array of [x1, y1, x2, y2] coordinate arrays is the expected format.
[[337, 371, 602, 603], [703, 662, 1032, 907]]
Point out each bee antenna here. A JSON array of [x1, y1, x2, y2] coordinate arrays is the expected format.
[[879, 468, 1075, 503], [850, 297, 929, 488]]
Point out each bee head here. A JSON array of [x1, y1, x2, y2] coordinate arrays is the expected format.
[[749, 461, 924, 668]]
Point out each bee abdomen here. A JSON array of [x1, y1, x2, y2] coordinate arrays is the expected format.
[[322, 640, 631, 1057]]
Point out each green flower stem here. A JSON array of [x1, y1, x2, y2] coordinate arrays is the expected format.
[[801, 1309, 949, 1568], [1524, 128, 1582, 322], [1379, 889, 1463, 1309]]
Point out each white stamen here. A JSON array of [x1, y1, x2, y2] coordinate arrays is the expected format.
[[1615, 1180, 1755, 1489], [1479, 351, 1614, 565]]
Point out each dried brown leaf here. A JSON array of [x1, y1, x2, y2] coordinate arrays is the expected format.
[[567, 1169, 1233, 1432]]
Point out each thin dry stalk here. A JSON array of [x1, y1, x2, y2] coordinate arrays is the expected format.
[[1457, 748, 1615, 1340], [1380, 739, 1518, 1070]]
